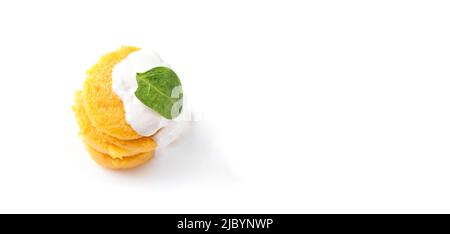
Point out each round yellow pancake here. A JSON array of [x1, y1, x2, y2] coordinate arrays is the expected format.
[[83, 46, 142, 140], [85, 145, 154, 169], [73, 91, 157, 158]]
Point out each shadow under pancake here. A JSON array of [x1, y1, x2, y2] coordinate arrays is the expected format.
[[102, 121, 235, 186]]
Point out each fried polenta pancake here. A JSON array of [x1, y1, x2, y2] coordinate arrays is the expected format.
[[85, 145, 154, 169], [83, 46, 142, 140], [73, 91, 156, 159]]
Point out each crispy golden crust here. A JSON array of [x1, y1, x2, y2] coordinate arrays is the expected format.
[[83, 46, 142, 140], [74, 46, 159, 169], [85, 145, 154, 169], [73, 91, 156, 158]]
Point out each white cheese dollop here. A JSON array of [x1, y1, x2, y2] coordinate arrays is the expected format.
[[112, 49, 185, 147]]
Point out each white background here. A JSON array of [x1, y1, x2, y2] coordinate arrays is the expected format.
[[0, 0, 450, 213]]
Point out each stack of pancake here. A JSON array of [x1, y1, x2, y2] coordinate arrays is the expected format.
[[73, 46, 157, 169]]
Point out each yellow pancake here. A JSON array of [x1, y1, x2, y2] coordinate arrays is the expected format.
[[73, 91, 156, 158], [83, 46, 142, 140], [85, 145, 154, 169]]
